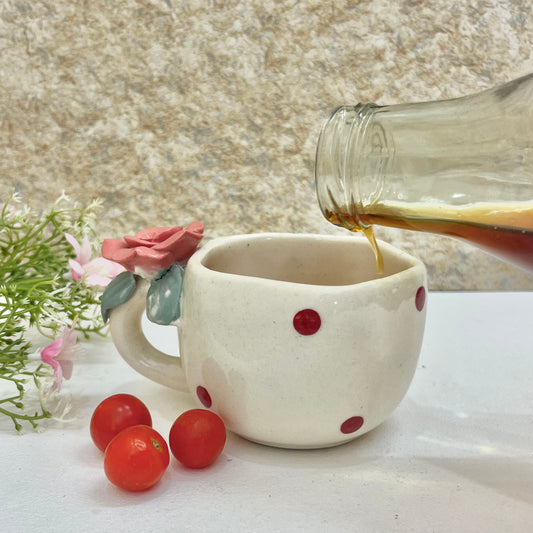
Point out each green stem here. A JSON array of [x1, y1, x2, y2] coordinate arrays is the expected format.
[[0, 193, 107, 431]]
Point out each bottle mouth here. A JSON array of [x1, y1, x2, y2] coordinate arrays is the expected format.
[[315, 104, 388, 230]]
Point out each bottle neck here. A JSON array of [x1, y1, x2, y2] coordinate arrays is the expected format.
[[316, 74, 533, 231], [315, 103, 389, 231]]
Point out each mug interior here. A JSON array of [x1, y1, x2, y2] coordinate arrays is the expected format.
[[201, 234, 418, 286]]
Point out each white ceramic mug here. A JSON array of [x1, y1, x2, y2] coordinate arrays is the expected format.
[[109, 233, 427, 449]]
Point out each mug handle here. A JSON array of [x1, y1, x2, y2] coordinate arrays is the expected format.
[[108, 279, 188, 391]]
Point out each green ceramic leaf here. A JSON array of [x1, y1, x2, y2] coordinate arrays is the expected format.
[[100, 271, 137, 323], [146, 263, 184, 325]]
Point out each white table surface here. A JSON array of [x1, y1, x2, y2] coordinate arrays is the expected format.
[[3, 291, 533, 533]]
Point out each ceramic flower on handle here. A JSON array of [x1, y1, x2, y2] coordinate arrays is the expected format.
[[100, 222, 204, 325]]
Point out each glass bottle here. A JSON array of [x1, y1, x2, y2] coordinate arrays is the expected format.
[[315, 73, 533, 272]]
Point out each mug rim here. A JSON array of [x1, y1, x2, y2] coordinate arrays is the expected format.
[[188, 232, 426, 290]]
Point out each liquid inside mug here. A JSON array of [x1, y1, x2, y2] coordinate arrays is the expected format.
[[109, 233, 427, 449]]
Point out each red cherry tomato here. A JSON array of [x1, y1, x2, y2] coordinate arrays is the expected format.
[[168, 409, 226, 469], [90, 394, 152, 452], [104, 425, 170, 492]]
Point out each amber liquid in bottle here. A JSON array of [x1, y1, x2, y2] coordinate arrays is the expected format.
[[316, 76, 533, 274], [327, 203, 533, 273]]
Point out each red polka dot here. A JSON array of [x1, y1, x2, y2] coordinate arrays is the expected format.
[[196, 386, 212, 408], [340, 416, 364, 434], [293, 309, 321, 335], [415, 286, 426, 311]]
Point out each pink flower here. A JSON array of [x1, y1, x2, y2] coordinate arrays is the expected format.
[[40, 324, 82, 392], [101, 222, 204, 277], [66, 233, 124, 289]]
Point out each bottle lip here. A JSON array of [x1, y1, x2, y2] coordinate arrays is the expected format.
[[315, 104, 383, 230]]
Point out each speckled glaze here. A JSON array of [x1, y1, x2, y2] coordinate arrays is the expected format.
[[110, 233, 427, 449]]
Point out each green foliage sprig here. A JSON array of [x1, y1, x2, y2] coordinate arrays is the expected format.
[[0, 193, 107, 431]]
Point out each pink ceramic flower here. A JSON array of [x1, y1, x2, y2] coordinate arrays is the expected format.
[[101, 222, 204, 277], [40, 324, 81, 392], [66, 234, 124, 289]]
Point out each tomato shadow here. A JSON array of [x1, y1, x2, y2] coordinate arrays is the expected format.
[[169, 451, 230, 477], [86, 465, 175, 507]]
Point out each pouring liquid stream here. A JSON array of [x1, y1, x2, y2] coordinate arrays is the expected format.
[[327, 202, 533, 273]]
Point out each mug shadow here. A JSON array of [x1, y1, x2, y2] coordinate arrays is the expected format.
[[420, 455, 533, 505], [404, 397, 533, 505], [225, 395, 533, 505], [224, 418, 393, 470]]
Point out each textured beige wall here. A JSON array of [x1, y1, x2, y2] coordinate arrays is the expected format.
[[1, 0, 532, 290]]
